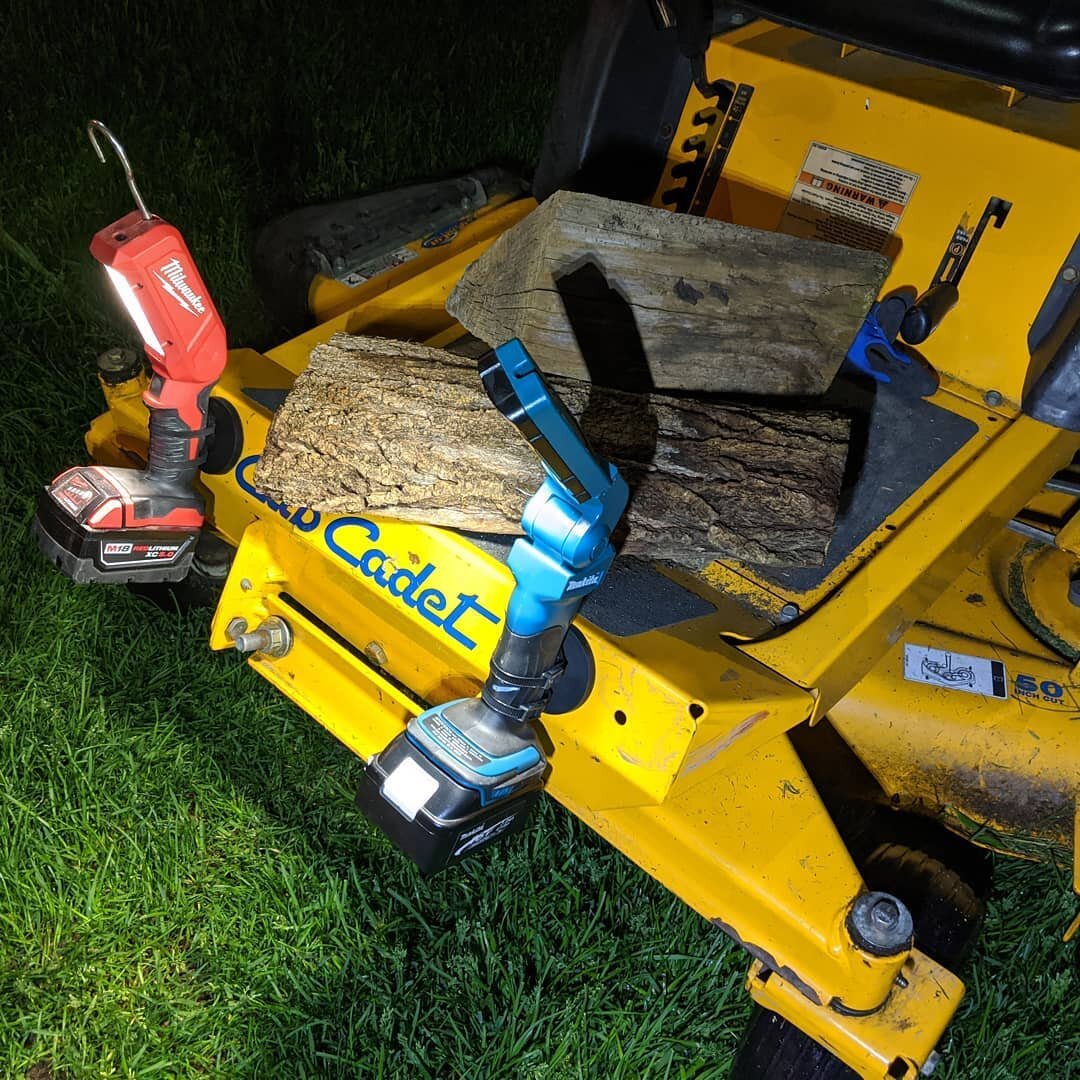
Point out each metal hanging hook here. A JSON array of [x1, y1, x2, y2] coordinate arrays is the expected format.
[[86, 119, 151, 220]]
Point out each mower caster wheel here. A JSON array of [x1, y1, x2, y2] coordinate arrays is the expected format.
[[129, 532, 234, 612], [729, 845, 987, 1078], [730, 1007, 858, 1080], [861, 843, 985, 969]]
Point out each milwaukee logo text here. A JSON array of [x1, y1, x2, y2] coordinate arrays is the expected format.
[[155, 258, 207, 315]]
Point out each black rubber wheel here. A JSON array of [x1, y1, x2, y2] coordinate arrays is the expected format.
[[729, 844, 988, 1078], [731, 1007, 859, 1080], [861, 844, 985, 970]]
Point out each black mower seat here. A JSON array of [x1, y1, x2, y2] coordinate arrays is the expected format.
[[744, 0, 1080, 102]]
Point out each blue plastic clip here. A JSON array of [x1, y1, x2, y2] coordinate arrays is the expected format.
[[845, 302, 912, 384]]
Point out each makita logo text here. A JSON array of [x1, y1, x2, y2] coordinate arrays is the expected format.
[[567, 571, 603, 592], [154, 258, 206, 315]]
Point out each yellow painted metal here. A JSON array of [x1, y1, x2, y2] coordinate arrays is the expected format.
[[199, 392, 823, 807], [1056, 511, 1080, 558], [747, 954, 964, 1080], [210, 521, 421, 758], [684, 21, 1080, 408], [745, 414, 1079, 714], [87, 369, 151, 468], [1010, 542, 1080, 659], [830, 614, 1079, 855], [97, 335, 938, 1068], [83, 306, 807, 810], [558, 732, 909, 1017], [211, 517, 912, 1013], [306, 188, 525, 325], [655, 21, 1080, 620], [826, 527, 1079, 916], [92, 315, 915, 1049], [81, 20, 1080, 1076]]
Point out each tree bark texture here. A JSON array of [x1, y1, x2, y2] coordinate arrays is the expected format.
[[445, 190, 890, 396], [254, 334, 852, 568]]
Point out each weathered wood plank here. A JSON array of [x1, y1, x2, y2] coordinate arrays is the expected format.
[[446, 190, 889, 396], [254, 334, 852, 568]]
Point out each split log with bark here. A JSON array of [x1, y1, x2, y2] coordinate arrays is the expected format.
[[445, 190, 890, 397], [254, 334, 852, 568]]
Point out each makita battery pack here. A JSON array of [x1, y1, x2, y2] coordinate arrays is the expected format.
[[356, 718, 544, 875]]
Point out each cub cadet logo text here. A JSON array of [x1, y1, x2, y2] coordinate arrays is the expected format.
[[235, 456, 499, 650], [154, 258, 207, 315]]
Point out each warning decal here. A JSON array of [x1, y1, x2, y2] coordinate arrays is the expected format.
[[338, 245, 418, 288], [780, 142, 919, 253], [903, 643, 1008, 700]]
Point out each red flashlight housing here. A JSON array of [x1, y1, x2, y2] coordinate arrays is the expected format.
[[32, 209, 229, 585], [91, 210, 226, 458]]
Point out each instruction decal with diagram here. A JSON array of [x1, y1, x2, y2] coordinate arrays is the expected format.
[[781, 141, 919, 253], [903, 643, 1008, 699]]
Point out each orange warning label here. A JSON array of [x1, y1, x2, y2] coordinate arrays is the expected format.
[[781, 142, 919, 253]]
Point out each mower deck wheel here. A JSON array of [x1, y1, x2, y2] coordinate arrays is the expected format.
[[729, 844, 988, 1078]]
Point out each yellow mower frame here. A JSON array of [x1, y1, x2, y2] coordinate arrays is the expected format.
[[85, 21, 1080, 1078]]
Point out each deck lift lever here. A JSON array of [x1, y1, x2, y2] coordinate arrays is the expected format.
[[32, 121, 227, 584], [847, 196, 1012, 383], [356, 340, 629, 874]]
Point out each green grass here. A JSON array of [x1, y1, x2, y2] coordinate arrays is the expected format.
[[0, 2, 1077, 1076]]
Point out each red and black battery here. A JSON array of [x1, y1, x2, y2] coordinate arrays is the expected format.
[[32, 122, 227, 584]]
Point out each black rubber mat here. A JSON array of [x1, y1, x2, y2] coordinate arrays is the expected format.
[[753, 354, 978, 593], [462, 534, 716, 637]]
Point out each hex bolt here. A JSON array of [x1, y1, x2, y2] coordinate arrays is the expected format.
[[96, 347, 143, 385], [1063, 266, 1078, 283], [778, 602, 800, 624], [983, 389, 1004, 408], [870, 897, 900, 930], [228, 615, 293, 658], [364, 640, 389, 666], [847, 891, 914, 956]]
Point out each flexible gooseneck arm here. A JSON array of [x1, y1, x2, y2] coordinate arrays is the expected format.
[[477, 341, 629, 724]]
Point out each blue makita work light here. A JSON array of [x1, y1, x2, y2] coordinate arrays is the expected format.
[[355, 339, 628, 874]]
